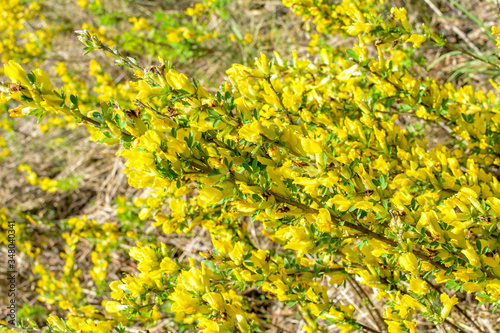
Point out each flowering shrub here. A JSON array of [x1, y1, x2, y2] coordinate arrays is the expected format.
[[17, 164, 82, 193], [76, 0, 255, 74], [0, 0, 53, 67], [2, 0, 500, 332]]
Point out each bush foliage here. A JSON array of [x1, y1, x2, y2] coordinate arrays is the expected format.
[[2, 0, 500, 332]]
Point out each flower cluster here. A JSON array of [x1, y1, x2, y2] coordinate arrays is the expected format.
[[3, 0, 500, 332], [17, 164, 81, 193], [0, 0, 53, 68]]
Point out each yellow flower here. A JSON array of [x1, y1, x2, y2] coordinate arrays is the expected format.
[[391, 7, 411, 32], [135, 80, 163, 99], [398, 253, 419, 275], [33, 68, 53, 92], [160, 257, 180, 274], [228, 63, 266, 78], [330, 194, 352, 212], [116, 148, 155, 169], [9, 106, 31, 117], [103, 300, 127, 313], [165, 69, 196, 94], [4, 61, 30, 86], [462, 240, 481, 268], [343, 22, 375, 36], [202, 292, 225, 311], [440, 293, 458, 318], [77, 0, 89, 8], [242, 33, 253, 44], [255, 52, 271, 76], [166, 31, 182, 43], [387, 321, 405, 333], [409, 277, 428, 295], [337, 65, 359, 81], [238, 122, 262, 143], [47, 315, 65, 331], [406, 34, 427, 48], [169, 289, 210, 314], [129, 17, 152, 32]]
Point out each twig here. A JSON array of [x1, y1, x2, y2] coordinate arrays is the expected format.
[[443, 317, 467, 333], [445, 43, 500, 71], [134, 99, 166, 118], [265, 77, 293, 124], [0, 324, 44, 332]]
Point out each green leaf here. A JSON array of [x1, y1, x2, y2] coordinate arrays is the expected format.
[[379, 175, 387, 190], [399, 104, 413, 111], [27, 72, 36, 85], [242, 163, 252, 174], [251, 158, 258, 172], [70, 94, 79, 108], [346, 49, 359, 61], [207, 108, 219, 117]]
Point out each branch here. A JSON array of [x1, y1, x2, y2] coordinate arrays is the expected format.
[[265, 76, 293, 124]]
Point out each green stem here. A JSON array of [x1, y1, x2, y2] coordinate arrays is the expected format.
[[445, 43, 500, 70]]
